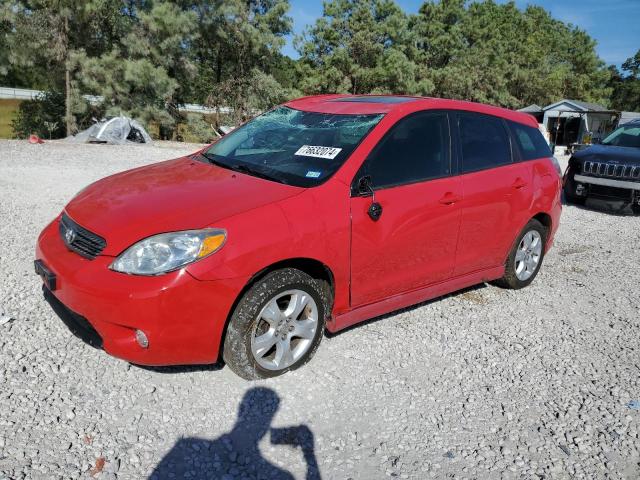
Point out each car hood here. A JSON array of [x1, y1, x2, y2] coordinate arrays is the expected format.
[[65, 155, 302, 255], [573, 144, 640, 165]]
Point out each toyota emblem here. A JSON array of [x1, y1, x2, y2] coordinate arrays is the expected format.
[[65, 226, 76, 244]]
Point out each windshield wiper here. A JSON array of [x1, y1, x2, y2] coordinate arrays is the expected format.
[[200, 152, 231, 169], [200, 152, 286, 184], [231, 164, 286, 184]]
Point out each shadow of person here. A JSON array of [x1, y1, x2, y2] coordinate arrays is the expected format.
[[150, 387, 321, 480]]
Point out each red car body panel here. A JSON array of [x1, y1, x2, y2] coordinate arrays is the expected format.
[[36, 217, 249, 364], [350, 175, 463, 306], [454, 163, 533, 276], [36, 95, 561, 366], [66, 157, 303, 256]]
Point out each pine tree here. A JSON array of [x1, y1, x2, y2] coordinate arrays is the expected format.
[[5, 0, 130, 134]]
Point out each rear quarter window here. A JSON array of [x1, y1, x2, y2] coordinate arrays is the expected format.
[[509, 122, 551, 160], [458, 112, 512, 173]]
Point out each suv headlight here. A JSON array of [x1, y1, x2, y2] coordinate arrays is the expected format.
[[110, 229, 226, 275]]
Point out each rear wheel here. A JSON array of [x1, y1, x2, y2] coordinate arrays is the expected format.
[[223, 268, 328, 380], [494, 219, 546, 289]]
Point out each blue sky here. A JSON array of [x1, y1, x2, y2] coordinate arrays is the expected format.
[[284, 0, 640, 68]]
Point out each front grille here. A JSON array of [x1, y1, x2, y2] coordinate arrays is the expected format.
[[59, 213, 106, 259], [582, 161, 640, 180]]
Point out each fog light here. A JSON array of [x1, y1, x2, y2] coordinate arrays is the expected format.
[[135, 329, 149, 348], [576, 183, 586, 196]]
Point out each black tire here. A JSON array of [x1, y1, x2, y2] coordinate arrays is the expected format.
[[223, 268, 329, 380], [494, 219, 547, 290]]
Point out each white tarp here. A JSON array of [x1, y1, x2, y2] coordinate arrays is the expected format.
[[68, 116, 152, 144]]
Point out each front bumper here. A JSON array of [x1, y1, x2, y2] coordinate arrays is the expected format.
[[574, 174, 640, 191], [35, 217, 248, 366], [568, 171, 640, 213]]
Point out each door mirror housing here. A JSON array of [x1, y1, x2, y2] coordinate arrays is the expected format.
[[357, 175, 374, 196]]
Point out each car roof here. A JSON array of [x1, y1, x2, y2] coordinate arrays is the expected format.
[[284, 94, 538, 128]]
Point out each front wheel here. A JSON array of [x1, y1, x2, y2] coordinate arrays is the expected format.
[[223, 268, 328, 380], [494, 219, 547, 289]]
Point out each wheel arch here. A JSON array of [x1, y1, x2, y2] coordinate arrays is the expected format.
[[532, 211, 552, 240], [503, 212, 553, 266], [217, 257, 336, 362]]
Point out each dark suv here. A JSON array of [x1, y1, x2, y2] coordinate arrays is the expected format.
[[564, 119, 640, 213]]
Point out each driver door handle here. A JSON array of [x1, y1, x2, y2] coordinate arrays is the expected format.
[[438, 192, 462, 205]]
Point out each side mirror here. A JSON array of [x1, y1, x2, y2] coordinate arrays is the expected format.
[[356, 175, 383, 221], [357, 175, 373, 196]]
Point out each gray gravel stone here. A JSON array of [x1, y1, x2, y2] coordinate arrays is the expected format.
[[0, 141, 638, 479]]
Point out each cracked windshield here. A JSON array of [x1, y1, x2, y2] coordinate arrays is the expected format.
[[203, 106, 383, 187]]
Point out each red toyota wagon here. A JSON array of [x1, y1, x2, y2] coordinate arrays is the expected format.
[[36, 95, 562, 379]]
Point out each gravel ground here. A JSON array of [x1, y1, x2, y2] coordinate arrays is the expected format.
[[0, 139, 639, 480]]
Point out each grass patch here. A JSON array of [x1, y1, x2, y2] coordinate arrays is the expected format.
[[0, 99, 21, 139]]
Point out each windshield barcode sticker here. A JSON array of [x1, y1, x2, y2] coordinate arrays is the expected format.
[[294, 145, 342, 160]]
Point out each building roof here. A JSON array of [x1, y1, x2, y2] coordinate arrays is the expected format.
[[518, 104, 543, 113], [543, 99, 611, 112]]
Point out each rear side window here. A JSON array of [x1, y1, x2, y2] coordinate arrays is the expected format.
[[458, 113, 512, 173], [509, 121, 552, 160], [362, 111, 450, 189]]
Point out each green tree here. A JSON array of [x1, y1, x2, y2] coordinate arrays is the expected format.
[[296, 0, 424, 95], [11, 91, 66, 139], [178, 0, 293, 121], [5, 0, 131, 134], [608, 50, 640, 112], [177, 0, 292, 104], [76, 1, 197, 134], [411, 0, 611, 108], [298, 0, 611, 109]]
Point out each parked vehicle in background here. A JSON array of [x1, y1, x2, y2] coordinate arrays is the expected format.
[[564, 119, 640, 213], [36, 95, 562, 380]]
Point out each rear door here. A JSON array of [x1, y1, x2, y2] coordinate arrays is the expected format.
[[350, 111, 463, 307], [452, 111, 533, 276]]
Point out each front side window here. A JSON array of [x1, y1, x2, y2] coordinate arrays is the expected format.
[[601, 124, 640, 148], [458, 113, 512, 173], [360, 111, 451, 190], [203, 107, 383, 187], [509, 121, 552, 160]]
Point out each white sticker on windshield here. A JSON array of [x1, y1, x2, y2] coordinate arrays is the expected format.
[[305, 170, 321, 178], [295, 145, 342, 160]]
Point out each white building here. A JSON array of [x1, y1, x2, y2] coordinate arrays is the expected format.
[[540, 99, 618, 146]]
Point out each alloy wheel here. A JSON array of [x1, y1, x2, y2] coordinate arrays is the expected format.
[[250, 289, 319, 371], [514, 230, 542, 281]]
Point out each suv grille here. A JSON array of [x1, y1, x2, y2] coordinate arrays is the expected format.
[[59, 213, 106, 259], [582, 161, 640, 180]]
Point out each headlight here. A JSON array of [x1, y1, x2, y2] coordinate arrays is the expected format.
[[110, 229, 226, 275]]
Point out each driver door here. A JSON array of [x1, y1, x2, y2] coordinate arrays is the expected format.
[[350, 111, 463, 307]]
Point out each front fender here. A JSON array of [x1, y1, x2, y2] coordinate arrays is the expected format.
[[186, 181, 352, 313]]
